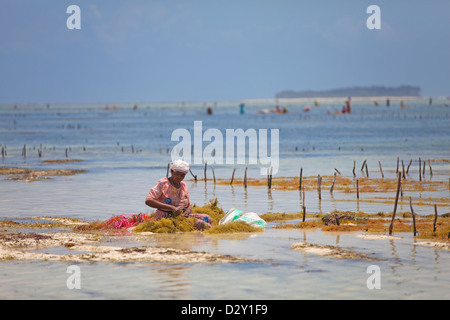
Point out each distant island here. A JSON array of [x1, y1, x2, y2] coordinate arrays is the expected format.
[[275, 86, 421, 99]]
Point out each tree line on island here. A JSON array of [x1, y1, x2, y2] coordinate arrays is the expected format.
[[275, 85, 421, 99]]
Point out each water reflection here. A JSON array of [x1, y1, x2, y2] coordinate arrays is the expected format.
[[152, 266, 192, 298], [267, 189, 273, 211]]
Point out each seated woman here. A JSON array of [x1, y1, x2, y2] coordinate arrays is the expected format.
[[145, 159, 212, 230]]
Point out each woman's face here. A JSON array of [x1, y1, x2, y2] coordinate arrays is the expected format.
[[171, 170, 186, 184]]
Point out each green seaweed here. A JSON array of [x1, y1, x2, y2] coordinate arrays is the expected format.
[[191, 198, 226, 225], [133, 216, 197, 233], [259, 212, 303, 222], [204, 221, 264, 234]]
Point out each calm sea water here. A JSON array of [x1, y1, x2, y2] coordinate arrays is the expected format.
[[0, 98, 449, 299]]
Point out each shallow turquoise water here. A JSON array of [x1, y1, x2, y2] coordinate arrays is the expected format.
[[0, 98, 449, 299]]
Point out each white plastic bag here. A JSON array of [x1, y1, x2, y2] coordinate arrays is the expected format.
[[219, 208, 267, 228], [219, 208, 243, 225], [236, 212, 267, 228]]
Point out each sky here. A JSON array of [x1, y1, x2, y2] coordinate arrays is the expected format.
[[1, 0, 449, 104]]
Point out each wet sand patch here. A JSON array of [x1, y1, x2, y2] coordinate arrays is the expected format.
[[291, 242, 382, 261], [356, 234, 403, 240], [356, 234, 449, 249], [0, 230, 248, 264], [412, 241, 449, 249]]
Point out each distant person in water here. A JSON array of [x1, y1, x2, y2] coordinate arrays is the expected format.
[[275, 105, 282, 113], [345, 99, 351, 113], [239, 103, 245, 114], [145, 160, 212, 229]]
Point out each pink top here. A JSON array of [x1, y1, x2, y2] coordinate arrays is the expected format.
[[146, 178, 192, 216]]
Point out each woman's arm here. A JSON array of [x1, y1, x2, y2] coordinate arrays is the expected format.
[[145, 199, 183, 216]]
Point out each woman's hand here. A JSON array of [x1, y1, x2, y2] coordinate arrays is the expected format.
[[172, 206, 184, 216], [183, 205, 192, 216]]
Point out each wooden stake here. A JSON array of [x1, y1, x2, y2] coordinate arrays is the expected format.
[[401, 160, 406, 179], [352, 160, 356, 178], [230, 168, 236, 185], [166, 163, 170, 178], [330, 172, 336, 193], [334, 168, 341, 175], [378, 161, 384, 178], [406, 159, 412, 174], [419, 158, 422, 181], [422, 158, 426, 177], [244, 167, 248, 188], [356, 179, 360, 199], [433, 204, 438, 233], [365, 162, 369, 177], [204, 161, 207, 182], [189, 169, 197, 181], [270, 166, 273, 188], [361, 160, 367, 172], [211, 166, 216, 184], [428, 160, 433, 176], [400, 178, 403, 197], [409, 197, 417, 237], [299, 168, 303, 192], [389, 173, 402, 236], [268, 166, 273, 189], [317, 174, 321, 200], [396, 157, 399, 173], [302, 187, 306, 222]]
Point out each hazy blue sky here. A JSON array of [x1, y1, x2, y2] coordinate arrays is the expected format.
[[1, 0, 449, 104]]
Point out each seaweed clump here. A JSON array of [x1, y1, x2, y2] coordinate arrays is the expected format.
[[134, 198, 226, 233], [0, 166, 86, 182], [204, 221, 263, 234], [134, 198, 266, 234], [259, 212, 303, 222], [191, 198, 226, 225], [133, 215, 197, 233]]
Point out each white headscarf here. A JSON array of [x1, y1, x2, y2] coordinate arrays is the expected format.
[[170, 159, 190, 174]]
